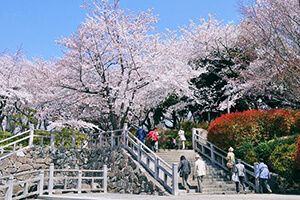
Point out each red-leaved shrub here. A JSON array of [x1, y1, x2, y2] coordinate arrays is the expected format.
[[207, 109, 295, 150]]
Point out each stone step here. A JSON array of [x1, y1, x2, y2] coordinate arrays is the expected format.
[[156, 150, 236, 194]]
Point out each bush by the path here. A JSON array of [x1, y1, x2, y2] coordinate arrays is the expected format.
[[296, 136, 300, 170], [207, 109, 295, 150], [207, 109, 299, 185], [269, 144, 296, 181]]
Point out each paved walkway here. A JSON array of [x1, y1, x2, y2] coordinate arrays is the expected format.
[[41, 193, 300, 200]]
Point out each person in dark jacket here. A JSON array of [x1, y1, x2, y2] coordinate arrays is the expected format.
[[136, 126, 146, 144], [178, 155, 191, 192]]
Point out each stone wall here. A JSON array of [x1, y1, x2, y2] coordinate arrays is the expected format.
[[0, 146, 165, 196]]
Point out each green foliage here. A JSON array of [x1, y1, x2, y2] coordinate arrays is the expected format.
[[158, 129, 178, 149], [54, 128, 88, 149], [269, 144, 296, 181], [33, 130, 51, 146], [296, 136, 300, 171], [0, 131, 13, 140], [256, 142, 273, 163], [235, 142, 258, 164], [158, 121, 209, 150]]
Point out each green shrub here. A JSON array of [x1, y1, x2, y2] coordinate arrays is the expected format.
[[256, 142, 273, 163], [269, 144, 296, 180], [158, 129, 177, 149], [236, 142, 258, 164], [54, 128, 87, 149], [180, 121, 209, 149], [296, 135, 300, 170], [0, 131, 13, 140]]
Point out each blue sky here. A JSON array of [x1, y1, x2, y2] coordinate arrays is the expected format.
[[0, 0, 243, 60]]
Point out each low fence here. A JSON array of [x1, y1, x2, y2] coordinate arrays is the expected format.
[[192, 128, 258, 191], [0, 164, 107, 200], [0, 126, 179, 196]]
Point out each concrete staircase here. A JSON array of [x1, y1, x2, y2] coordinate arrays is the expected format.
[[156, 149, 237, 195]]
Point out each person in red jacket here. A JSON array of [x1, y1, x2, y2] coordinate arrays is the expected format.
[[148, 128, 159, 152]]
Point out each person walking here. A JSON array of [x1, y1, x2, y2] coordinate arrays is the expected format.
[[235, 159, 246, 193], [232, 164, 240, 193], [193, 154, 206, 193], [178, 155, 192, 192], [148, 128, 159, 152], [226, 146, 235, 179], [178, 129, 186, 149], [136, 126, 146, 144], [256, 159, 272, 193]]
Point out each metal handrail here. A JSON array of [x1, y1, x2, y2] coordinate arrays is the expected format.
[[192, 128, 258, 190]]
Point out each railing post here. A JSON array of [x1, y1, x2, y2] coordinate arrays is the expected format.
[[137, 142, 142, 162], [50, 132, 55, 151], [172, 163, 179, 195], [254, 162, 259, 193], [6, 175, 13, 200], [72, 132, 76, 149], [111, 132, 114, 148], [78, 170, 82, 194], [155, 157, 160, 179], [209, 143, 215, 164], [38, 170, 44, 195], [103, 165, 107, 193], [99, 133, 103, 147], [192, 128, 195, 150], [29, 127, 34, 147], [122, 123, 128, 146], [49, 163, 54, 194]]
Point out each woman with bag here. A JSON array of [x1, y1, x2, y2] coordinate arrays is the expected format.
[[232, 164, 240, 193]]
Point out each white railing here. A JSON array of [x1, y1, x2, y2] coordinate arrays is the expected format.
[[0, 125, 179, 196], [88, 126, 179, 195], [0, 129, 34, 160], [123, 130, 178, 195], [0, 164, 107, 200], [88, 129, 124, 149], [192, 128, 259, 191], [0, 129, 91, 160]]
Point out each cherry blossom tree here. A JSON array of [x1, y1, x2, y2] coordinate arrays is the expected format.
[[239, 0, 300, 107], [50, 0, 165, 130], [0, 52, 35, 132]]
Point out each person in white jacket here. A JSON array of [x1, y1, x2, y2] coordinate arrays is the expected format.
[[178, 129, 186, 149], [194, 154, 206, 193]]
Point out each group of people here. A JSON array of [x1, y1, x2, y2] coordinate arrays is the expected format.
[[136, 127, 273, 194], [178, 154, 206, 193], [136, 127, 187, 152], [136, 127, 159, 152], [226, 146, 272, 194]]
